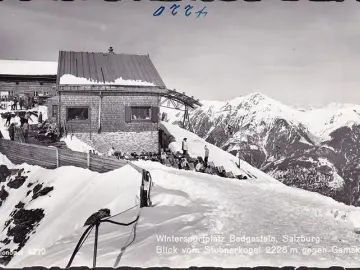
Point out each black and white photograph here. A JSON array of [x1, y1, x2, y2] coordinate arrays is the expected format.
[[0, 0, 360, 268]]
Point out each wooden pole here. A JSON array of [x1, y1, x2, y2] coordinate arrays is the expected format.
[[56, 148, 59, 168], [98, 91, 102, 133], [93, 222, 99, 268], [87, 151, 90, 169]]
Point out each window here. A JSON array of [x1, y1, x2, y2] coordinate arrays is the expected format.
[[125, 106, 159, 123], [34, 91, 38, 96], [131, 107, 151, 121], [67, 107, 89, 121], [52, 105, 58, 118]]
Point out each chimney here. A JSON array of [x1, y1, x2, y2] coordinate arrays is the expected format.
[[108, 46, 114, 53]]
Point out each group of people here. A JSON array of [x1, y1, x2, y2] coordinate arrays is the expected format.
[[181, 137, 210, 166], [10, 97, 25, 111], [6, 122, 26, 142], [9, 96, 36, 111], [89, 149, 98, 155], [5, 111, 41, 143]]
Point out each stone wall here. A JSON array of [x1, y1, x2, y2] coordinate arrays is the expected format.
[[59, 92, 160, 133], [74, 131, 159, 154], [59, 92, 161, 154]]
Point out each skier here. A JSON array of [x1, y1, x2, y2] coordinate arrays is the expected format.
[[182, 138, 188, 156], [5, 114, 11, 127], [107, 146, 115, 157], [8, 123, 15, 141], [204, 145, 209, 167], [38, 112, 43, 124]]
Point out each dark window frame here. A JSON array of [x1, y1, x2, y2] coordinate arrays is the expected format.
[[52, 105, 58, 118], [130, 106, 152, 122], [66, 106, 90, 123]]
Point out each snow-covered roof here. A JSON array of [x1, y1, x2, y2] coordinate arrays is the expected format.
[[59, 74, 156, 86], [58, 51, 166, 87], [0, 60, 58, 76]]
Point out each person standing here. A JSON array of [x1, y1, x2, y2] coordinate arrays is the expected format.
[[5, 114, 11, 127], [23, 122, 29, 143], [8, 123, 15, 141], [24, 111, 33, 125], [20, 116, 26, 127], [182, 138, 188, 156], [204, 145, 209, 166], [13, 98, 18, 110], [38, 112, 43, 124]]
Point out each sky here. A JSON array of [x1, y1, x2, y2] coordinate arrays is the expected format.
[[0, 0, 360, 106]]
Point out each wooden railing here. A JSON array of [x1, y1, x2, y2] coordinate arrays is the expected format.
[[0, 139, 134, 173]]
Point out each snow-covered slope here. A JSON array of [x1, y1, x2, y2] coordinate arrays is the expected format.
[[4, 157, 360, 268], [161, 121, 279, 184]]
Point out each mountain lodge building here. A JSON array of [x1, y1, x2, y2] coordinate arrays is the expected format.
[[55, 50, 169, 154]]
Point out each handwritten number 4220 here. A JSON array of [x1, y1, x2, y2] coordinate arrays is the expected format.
[[153, 5, 208, 18]]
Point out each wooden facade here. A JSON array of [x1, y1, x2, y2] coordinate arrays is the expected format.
[[0, 60, 57, 98], [0, 75, 56, 98]]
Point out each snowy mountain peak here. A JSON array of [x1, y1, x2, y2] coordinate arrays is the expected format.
[[245, 92, 269, 102]]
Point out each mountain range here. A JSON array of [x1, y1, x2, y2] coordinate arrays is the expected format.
[[162, 92, 360, 206]]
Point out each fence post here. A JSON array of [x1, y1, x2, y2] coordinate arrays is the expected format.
[[56, 148, 59, 168], [87, 151, 90, 169]]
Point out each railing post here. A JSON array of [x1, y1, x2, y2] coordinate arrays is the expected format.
[[87, 151, 90, 169], [93, 221, 99, 268], [56, 148, 59, 168], [140, 170, 145, 208]]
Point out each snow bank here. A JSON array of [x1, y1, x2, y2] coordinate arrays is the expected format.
[[0, 153, 14, 168], [60, 135, 95, 153], [60, 74, 156, 86], [0, 60, 57, 75], [2, 164, 142, 267]]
